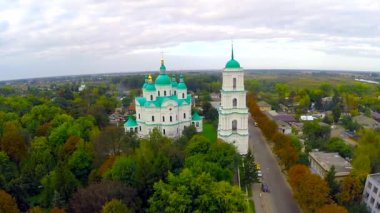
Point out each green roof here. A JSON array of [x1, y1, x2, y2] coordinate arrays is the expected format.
[[145, 83, 156, 91], [192, 112, 202, 121], [225, 59, 241, 69], [160, 64, 166, 71], [177, 82, 187, 90], [171, 74, 178, 87], [136, 94, 192, 108], [225, 45, 241, 69], [155, 74, 171, 85], [124, 116, 137, 127]]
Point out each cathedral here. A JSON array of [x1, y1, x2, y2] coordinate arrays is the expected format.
[[124, 58, 203, 138], [217, 47, 249, 154]]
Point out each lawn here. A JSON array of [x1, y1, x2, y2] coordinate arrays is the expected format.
[[201, 122, 217, 142]]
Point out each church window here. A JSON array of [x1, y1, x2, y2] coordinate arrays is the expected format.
[[150, 95, 153, 100], [164, 90, 167, 96], [152, 116, 155, 122], [232, 120, 237, 131], [196, 122, 199, 127], [233, 98, 237, 108], [135, 127, 138, 132], [182, 93, 185, 98], [139, 126, 141, 131], [163, 116, 165, 122], [158, 91, 160, 96], [163, 129, 166, 135], [233, 78, 237, 89], [170, 116, 173, 122], [174, 91, 177, 95], [138, 114, 140, 119], [184, 113, 186, 119], [130, 128, 133, 132]]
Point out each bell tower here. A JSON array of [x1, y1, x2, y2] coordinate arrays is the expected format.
[[217, 45, 249, 154]]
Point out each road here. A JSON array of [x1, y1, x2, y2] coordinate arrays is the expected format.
[[248, 118, 301, 213]]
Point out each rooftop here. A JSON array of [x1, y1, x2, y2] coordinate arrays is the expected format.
[[274, 113, 296, 123], [353, 114, 380, 129], [309, 151, 352, 176], [368, 173, 380, 185]]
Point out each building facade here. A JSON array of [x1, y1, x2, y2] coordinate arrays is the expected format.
[[217, 48, 249, 154], [124, 59, 202, 137], [363, 173, 380, 213]]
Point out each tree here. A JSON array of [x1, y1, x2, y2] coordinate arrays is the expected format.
[[27, 206, 44, 213], [353, 130, 380, 177], [336, 175, 363, 205], [325, 166, 339, 201], [0, 190, 21, 213], [68, 141, 93, 183], [0, 122, 27, 163], [325, 137, 353, 159], [69, 181, 138, 213], [0, 151, 18, 190], [102, 199, 131, 213], [275, 83, 289, 101], [288, 165, 329, 213], [148, 169, 246, 213], [316, 204, 348, 213], [240, 149, 258, 187], [303, 120, 331, 150], [104, 156, 138, 187]]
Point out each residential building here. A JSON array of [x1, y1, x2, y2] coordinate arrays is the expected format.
[[309, 151, 352, 181], [257, 101, 271, 112], [363, 173, 380, 213], [218, 46, 249, 154], [353, 114, 380, 130]]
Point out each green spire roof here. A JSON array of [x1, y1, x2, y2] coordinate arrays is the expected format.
[[225, 45, 241, 69], [192, 112, 202, 121], [124, 115, 137, 127]]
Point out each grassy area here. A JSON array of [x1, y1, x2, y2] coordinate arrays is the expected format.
[[246, 198, 255, 213], [201, 122, 217, 142]]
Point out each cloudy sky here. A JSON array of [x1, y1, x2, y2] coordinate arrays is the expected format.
[[0, 0, 380, 80]]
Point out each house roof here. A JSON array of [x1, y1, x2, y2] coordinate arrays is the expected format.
[[353, 115, 380, 129], [274, 114, 296, 123], [309, 152, 352, 175]]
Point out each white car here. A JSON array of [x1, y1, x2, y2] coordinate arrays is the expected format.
[[257, 170, 262, 177]]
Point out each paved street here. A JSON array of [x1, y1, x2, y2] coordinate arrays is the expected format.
[[248, 118, 301, 213]]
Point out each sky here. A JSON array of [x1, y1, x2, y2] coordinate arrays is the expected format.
[[0, 0, 380, 81]]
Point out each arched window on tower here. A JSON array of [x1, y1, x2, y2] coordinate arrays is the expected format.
[[232, 120, 237, 131], [170, 116, 173, 122], [158, 91, 160, 96], [150, 95, 153, 101], [174, 91, 177, 95], [164, 90, 167, 96], [233, 98, 237, 108], [182, 93, 185, 99], [162, 116, 165, 122], [163, 129, 166, 135], [233, 78, 237, 89], [152, 116, 155, 122], [184, 113, 186, 119]]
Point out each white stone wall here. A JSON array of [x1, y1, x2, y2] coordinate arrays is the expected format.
[[177, 89, 187, 99], [156, 85, 172, 96]]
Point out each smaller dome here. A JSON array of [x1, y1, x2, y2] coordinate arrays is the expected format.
[[145, 83, 156, 91], [177, 82, 187, 90], [155, 74, 171, 85], [225, 59, 241, 69]]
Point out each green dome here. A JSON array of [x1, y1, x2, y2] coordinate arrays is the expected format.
[[225, 59, 241, 69], [155, 74, 171, 85], [160, 64, 166, 71], [145, 83, 156, 91], [177, 82, 187, 90]]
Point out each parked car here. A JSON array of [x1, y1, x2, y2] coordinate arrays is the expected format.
[[257, 170, 262, 177], [261, 183, 269, 192]]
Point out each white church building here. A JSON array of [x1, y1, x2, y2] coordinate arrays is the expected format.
[[217, 47, 249, 154], [124, 58, 203, 137]]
